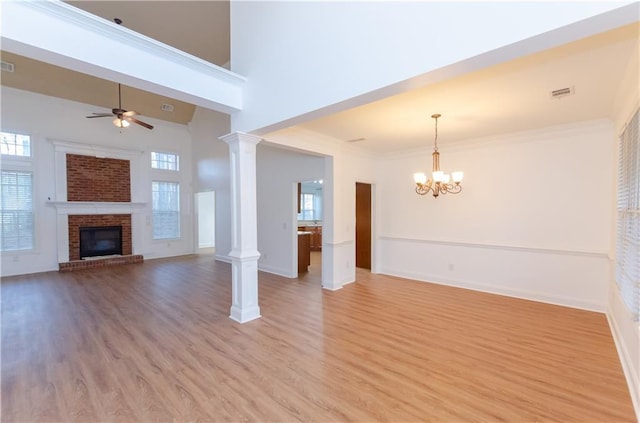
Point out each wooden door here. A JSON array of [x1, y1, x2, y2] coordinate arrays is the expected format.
[[355, 182, 371, 269]]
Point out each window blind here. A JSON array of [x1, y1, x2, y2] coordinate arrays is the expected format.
[[616, 109, 639, 320], [152, 181, 180, 240], [298, 193, 322, 221], [1, 170, 34, 251]]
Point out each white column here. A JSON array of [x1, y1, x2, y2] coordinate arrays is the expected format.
[[219, 132, 262, 323]]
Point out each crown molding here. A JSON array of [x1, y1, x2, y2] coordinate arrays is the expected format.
[[384, 118, 614, 160], [23, 1, 245, 86]]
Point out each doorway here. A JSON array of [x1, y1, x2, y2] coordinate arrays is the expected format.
[[195, 191, 215, 252], [355, 182, 371, 269], [296, 180, 323, 278]]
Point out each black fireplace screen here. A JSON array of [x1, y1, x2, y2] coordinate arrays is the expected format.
[[79, 226, 123, 259]]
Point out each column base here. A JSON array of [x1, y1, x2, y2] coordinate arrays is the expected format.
[[322, 283, 343, 291], [229, 254, 261, 324], [230, 305, 261, 323]]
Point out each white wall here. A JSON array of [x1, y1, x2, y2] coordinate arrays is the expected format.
[[377, 119, 614, 311], [255, 144, 324, 277], [188, 107, 231, 260], [1, 87, 194, 276], [230, 1, 631, 133]]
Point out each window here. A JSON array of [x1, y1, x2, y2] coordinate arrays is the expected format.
[[1, 132, 31, 157], [616, 109, 639, 321], [151, 152, 179, 171], [1, 170, 34, 251], [152, 181, 180, 239], [298, 193, 322, 221]]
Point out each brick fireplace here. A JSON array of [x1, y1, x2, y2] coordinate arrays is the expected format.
[[51, 142, 146, 270], [68, 214, 132, 261]]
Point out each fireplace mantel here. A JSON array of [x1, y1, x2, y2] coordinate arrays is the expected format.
[[48, 201, 146, 215]]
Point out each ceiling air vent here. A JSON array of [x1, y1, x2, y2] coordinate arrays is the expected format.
[[550, 86, 574, 99], [161, 103, 175, 112], [1, 61, 15, 73]]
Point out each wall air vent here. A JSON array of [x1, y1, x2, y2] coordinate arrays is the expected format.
[[161, 103, 175, 112], [550, 86, 574, 99], [1, 61, 15, 72]]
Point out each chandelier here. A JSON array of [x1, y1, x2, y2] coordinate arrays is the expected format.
[[413, 113, 463, 197]]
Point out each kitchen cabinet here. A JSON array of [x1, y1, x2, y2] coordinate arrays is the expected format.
[[298, 226, 322, 251], [298, 232, 311, 273]]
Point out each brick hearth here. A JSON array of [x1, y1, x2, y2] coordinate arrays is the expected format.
[[59, 255, 143, 272]]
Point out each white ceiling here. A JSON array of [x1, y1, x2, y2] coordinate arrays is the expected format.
[[296, 23, 639, 153], [2, 3, 638, 154]]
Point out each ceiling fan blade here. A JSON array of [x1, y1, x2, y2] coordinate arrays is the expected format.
[[125, 116, 154, 130], [86, 113, 113, 118]]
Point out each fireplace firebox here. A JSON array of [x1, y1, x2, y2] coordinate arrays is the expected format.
[[79, 226, 123, 259]]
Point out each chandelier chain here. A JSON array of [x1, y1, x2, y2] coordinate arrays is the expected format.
[[433, 114, 439, 151]]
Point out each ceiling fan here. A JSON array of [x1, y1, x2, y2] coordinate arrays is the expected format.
[[86, 83, 154, 130]]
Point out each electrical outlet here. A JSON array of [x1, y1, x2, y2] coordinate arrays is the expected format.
[[448, 263, 454, 271]]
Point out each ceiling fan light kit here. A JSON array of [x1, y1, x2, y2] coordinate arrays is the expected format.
[[413, 113, 463, 198], [113, 117, 130, 128], [86, 83, 154, 130]]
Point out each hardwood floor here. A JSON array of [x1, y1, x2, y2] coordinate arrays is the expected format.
[[1, 254, 636, 422]]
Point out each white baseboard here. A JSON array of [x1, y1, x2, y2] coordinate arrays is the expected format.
[[380, 267, 605, 313], [322, 284, 343, 291], [216, 258, 295, 278], [258, 263, 295, 278], [0, 263, 58, 277], [607, 312, 640, 422], [142, 252, 192, 261], [215, 253, 231, 263]]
